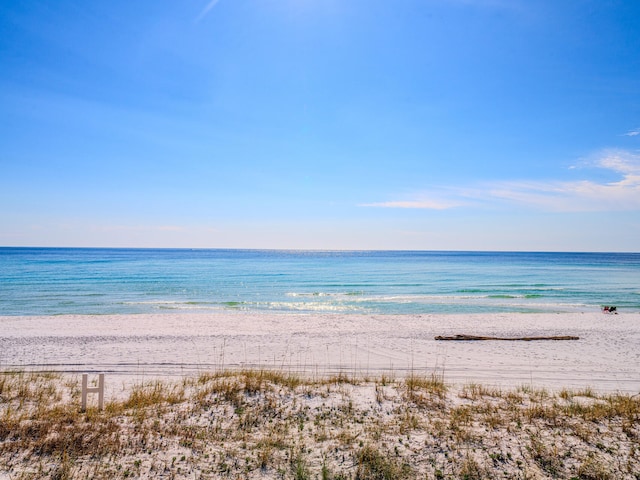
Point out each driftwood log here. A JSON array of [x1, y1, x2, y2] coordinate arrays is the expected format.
[[434, 334, 579, 341]]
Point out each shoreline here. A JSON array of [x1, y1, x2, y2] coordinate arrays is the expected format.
[[1, 312, 639, 393]]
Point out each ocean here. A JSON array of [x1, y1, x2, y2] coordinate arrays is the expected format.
[[1, 248, 639, 316]]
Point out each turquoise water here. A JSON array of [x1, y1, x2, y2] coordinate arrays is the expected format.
[[0, 248, 639, 315]]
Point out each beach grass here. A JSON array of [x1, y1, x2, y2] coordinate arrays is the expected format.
[[1, 369, 639, 479]]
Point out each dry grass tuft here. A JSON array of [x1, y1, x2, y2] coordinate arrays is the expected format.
[[404, 372, 447, 409], [355, 444, 413, 479], [577, 453, 614, 480]]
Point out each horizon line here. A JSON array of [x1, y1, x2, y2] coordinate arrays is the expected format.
[[1, 246, 638, 255]]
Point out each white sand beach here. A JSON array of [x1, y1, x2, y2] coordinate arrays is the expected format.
[[2, 312, 638, 393], [2, 312, 640, 479]]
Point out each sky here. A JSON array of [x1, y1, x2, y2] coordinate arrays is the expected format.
[[1, 0, 639, 251]]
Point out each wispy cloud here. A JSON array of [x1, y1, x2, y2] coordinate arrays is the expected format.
[[623, 128, 640, 137], [362, 150, 640, 213], [195, 0, 221, 22], [90, 224, 191, 233], [359, 198, 462, 210]]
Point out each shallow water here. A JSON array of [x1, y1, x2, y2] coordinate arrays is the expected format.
[[1, 248, 639, 315]]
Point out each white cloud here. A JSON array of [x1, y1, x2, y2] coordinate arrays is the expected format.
[[487, 179, 640, 212], [359, 198, 462, 210], [623, 128, 640, 137], [596, 150, 640, 174], [363, 150, 640, 213]]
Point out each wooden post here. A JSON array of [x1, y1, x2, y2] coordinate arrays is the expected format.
[[81, 373, 105, 411]]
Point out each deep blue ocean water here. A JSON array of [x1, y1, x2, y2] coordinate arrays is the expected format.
[[0, 248, 639, 315]]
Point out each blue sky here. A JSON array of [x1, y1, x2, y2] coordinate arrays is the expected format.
[[1, 0, 639, 251]]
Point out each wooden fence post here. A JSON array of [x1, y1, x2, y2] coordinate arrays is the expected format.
[[81, 373, 105, 411]]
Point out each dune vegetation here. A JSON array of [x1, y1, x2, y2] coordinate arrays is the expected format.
[[1, 369, 639, 479]]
